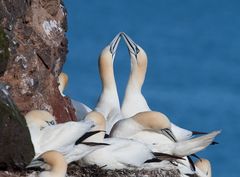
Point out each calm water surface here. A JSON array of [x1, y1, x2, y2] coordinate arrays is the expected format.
[[64, 1, 240, 176]]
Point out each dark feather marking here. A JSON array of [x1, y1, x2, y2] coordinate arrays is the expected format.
[[75, 130, 105, 145], [187, 156, 196, 171], [80, 142, 110, 146]]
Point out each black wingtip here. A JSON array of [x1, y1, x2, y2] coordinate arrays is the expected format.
[[144, 158, 162, 163], [80, 142, 110, 146], [211, 141, 219, 145], [192, 131, 208, 135], [153, 152, 184, 160]]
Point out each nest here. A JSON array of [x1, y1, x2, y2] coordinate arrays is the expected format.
[[0, 162, 180, 177]]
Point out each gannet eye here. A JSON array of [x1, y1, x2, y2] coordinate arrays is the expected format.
[[136, 47, 140, 54], [45, 120, 55, 126], [49, 120, 55, 125], [40, 126, 45, 130]]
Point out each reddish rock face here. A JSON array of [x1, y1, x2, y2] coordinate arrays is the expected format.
[[0, 0, 76, 123]]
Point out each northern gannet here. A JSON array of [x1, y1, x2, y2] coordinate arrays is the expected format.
[[120, 32, 207, 141], [58, 72, 92, 121], [94, 33, 123, 134], [25, 110, 100, 164], [110, 111, 220, 157], [38, 151, 67, 177], [79, 111, 182, 169]]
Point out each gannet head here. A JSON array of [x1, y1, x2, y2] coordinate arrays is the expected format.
[[58, 72, 68, 96], [195, 158, 212, 177], [85, 111, 106, 131], [132, 111, 171, 130], [121, 32, 147, 87], [83, 111, 106, 143], [39, 150, 67, 177], [99, 32, 121, 62], [121, 32, 147, 67], [25, 110, 56, 130]]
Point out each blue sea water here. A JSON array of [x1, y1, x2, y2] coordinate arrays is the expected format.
[[63, 0, 240, 176]]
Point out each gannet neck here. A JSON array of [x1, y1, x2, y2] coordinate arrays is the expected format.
[[84, 111, 106, 143], [98, 47, 118, 90], [95, 44, 121, 116], [40, 151, 67, 177], [132, 111, 171, 130], [195, 158, 212, 177], [128, 47, 148, 90], [121, 33, 150, 118], [95, 33, 122, 133]]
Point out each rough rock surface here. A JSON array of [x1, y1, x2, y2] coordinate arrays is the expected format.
[[0, 0, 76, 122], [0, 85, 34, 170], [0, 0, 75, 171]]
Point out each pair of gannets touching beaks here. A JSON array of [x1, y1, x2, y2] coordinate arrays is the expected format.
[[26, 110, 213, 177], [59, 32, 212, 140]]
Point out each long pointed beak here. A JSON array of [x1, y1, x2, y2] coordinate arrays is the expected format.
[[109, 33, 121, 55], [121, 32, 140, 57], [161, 128, 177, 142]]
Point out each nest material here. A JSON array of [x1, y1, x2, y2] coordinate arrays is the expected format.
[[0, 163, 180, 177]]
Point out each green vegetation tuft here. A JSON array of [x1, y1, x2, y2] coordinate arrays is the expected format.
[[0, 26, 9, 76]]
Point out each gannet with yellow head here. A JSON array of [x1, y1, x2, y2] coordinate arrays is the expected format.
[[57, 72, 92, 121], [25, 110, 101, 165], [79, 111, 182, 169], [94, 33, 123, 134], [38, 151, 67, 177], [110, 110, 220, 157]]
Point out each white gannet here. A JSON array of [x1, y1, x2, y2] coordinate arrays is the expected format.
[[79, 111, 181, 169], [110, 111, 220, 157], [94, 33, 123, 134], [120, 32, 207, 141], [25, 110, 100, 164], [37, 151, 67, 177], [58, 72, 92, 121]]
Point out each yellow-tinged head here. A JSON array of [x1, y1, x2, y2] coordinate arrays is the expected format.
[[85, 111, 106, 131], [195, 158, 212, 177], [133, 111, 171, 130], [25, 110, 56, 129], [40, 150, 67, 177]]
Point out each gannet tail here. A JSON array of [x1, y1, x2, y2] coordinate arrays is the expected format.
[[174, 131, 221, 156]]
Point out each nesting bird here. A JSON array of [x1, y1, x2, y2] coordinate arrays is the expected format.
[[25, 110, 102, 166], [57, 72, 92, 121], [38, 151, 67, 177], [79, 111, 182, 169], [110, 111, 220, 157]]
